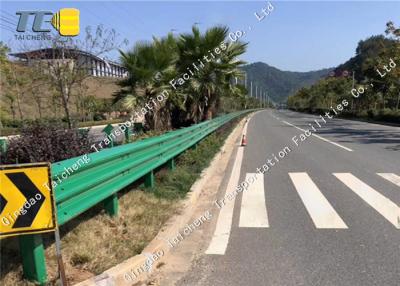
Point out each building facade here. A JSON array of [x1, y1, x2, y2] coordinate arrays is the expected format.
[[10, 48, 128, 78]]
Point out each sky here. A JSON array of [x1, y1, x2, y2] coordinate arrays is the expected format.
[[1, 1, 399, 72]]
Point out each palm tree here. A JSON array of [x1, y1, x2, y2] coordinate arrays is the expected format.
[[114, 34, 178, 130], [176, 26, 247, 122], [114, 25, 248, 129]]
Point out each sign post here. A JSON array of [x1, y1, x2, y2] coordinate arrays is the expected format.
[[0, 163, 63, 284]]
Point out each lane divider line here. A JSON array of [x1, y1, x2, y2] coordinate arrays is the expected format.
[[282, 120, 353, 152]]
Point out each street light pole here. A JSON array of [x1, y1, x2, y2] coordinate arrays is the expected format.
[[263, 92, 266, 108]]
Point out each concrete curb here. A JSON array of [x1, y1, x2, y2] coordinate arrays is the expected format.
[[74, 114, 252, 286]]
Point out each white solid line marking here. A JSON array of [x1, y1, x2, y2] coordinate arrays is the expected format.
[[289, 173, 348, 229], [282, 120, 353, 152], [334, 173, 400, 229], [239, 173, 269, 228], [205, 148, 242, 255], [377, 173, 400, 188], [205, 120, 250, 255]]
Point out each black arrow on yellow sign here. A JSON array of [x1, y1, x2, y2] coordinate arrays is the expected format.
[[5, 172, 45, 228], [0, 194, 7, 214]]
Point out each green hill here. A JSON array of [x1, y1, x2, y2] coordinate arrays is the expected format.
[[241, 62, 333, 103]]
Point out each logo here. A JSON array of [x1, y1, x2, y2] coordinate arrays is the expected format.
[[16, 8, 79, 36]]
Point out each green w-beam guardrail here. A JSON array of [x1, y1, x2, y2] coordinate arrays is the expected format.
[[18, 110, 253, 284]]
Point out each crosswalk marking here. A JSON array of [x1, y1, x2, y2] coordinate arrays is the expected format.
[[377, 173, 400, 188], [239, 173, 269, 228], [334, 173, 400, 229], [206, 170, 399, 256], [289, 172, 348, 229]]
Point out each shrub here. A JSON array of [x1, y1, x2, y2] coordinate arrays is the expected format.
[[93, 113, 107, 121], [1, 121, 94, 164], [376, 109, 400, 123], [366, 109, 376, 119]]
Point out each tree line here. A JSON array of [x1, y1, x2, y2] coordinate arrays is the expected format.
[[287, 22, 400, 123], [0, 25, 258, 132], [0, 26, 128, 129]]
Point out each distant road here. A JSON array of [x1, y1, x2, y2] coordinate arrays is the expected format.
[[178, 109, 400, 286]]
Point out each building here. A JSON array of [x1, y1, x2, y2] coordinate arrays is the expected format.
[[10, 48, 128, 78]]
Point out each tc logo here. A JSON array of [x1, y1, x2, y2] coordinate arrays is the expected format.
[[16, 8, 80, 36]]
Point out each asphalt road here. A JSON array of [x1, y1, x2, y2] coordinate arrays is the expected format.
[[176, 109, 400, 286]]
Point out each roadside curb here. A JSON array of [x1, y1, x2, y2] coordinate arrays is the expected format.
[[74, 113, 252, 286]]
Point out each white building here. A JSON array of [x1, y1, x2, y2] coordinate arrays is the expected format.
[[10, 48, 128, 78]]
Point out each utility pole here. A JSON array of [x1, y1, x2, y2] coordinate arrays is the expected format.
[[250, 81, 253, 97], [263, 92, 266, 108], [351, 71, 355, 111], [262, 91, 264, 108], [260, 90, 262, 108], [244, 72, 247, 89]]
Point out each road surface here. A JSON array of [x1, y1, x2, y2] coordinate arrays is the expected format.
[[176, 109, 400, 286]]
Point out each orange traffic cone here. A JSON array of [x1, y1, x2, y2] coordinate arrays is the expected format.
[[241, 134, 247, 146]]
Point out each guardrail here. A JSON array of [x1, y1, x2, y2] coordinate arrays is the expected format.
[[17, 110, 253, 284]]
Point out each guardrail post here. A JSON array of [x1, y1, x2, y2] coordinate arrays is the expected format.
[[102, 124, 114, 147], [123, 125, 132, 143], [19, 234, 47, 285], [104, 193, 119, 216], [144, 171, 154, 188], [167, 158, 175, 170]]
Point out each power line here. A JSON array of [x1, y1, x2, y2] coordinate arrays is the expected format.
[[0, 17, 17, 27], [0, 9, 16, 19], [0, 14, 17, 25], [0, 23, 15, 33]]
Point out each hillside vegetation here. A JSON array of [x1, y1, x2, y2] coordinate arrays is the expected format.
[[241, 62, 332, 103], [287, 22, 400, 123]]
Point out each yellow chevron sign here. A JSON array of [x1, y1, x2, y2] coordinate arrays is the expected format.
[[0, 163, 56, 238]]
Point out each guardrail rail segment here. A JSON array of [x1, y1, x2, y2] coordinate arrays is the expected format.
[[14, 110, 253, 284]]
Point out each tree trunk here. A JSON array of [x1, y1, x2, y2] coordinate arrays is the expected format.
[[206, 110, 213, 120], [32, 92, 43, 119], [60, 84, 72, 128], [11, 70, 24, 120], [9, 101, 16, 120]]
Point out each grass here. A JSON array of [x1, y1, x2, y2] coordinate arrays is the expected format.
[[0, 117, 241, 286]]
